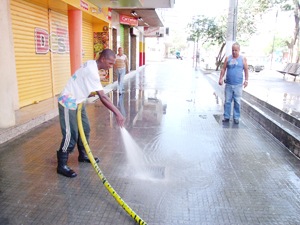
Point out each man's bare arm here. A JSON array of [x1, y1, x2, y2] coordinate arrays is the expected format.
[[219, 57, 229, 85], [243, 57, 249, 88], [96, 90, 124, 127]]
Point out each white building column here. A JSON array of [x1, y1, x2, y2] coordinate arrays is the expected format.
[[0, 0, 19, 127], [225, 0, 238, 56]]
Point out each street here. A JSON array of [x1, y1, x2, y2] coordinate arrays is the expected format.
[[1, 59, 300, 225]]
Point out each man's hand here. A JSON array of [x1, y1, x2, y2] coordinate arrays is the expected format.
[[115, 112, 124, 127], [243, 81, 248, 88], [219, 79, 224, 85]]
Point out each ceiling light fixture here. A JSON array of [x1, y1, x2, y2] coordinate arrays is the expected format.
[[144, 22, 149, 26], [131, 11, 138, 16], [138, 17, 143, 21]]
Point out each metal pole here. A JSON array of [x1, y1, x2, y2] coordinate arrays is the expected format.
[[193, 39, 195, 67], [270, 9, 278, 70]]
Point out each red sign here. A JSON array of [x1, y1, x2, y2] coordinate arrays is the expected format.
[[120, 15, 138, 26], [35, 28, 49, 54], [80, 0, 89, 11]]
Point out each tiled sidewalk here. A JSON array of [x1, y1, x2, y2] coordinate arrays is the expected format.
[[1, 60, 300, 224]]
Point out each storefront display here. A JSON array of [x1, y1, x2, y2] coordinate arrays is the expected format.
[[94, 31, 110, 82]]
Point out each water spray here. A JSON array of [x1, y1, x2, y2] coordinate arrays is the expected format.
[[77, 103, 147, 225]]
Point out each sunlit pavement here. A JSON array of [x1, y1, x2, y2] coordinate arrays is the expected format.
[[240, 68, 300, 118], [1, 59, 300, 224], [209, 65, 300, 119]]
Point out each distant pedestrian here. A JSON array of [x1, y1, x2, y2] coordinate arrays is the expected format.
[[57, 49, 124, 178], [196, 50, 200, 63], [114, 47, 129, 94], [218, 43, 249, 124]]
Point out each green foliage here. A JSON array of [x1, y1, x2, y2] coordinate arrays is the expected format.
[[263, 35, 291, 54], [187, 0, 263, 47], [236, 2, 258, 41], [252, 0, 291, 13], [170, 28, 188, 52], [187, 15, 225, 45]]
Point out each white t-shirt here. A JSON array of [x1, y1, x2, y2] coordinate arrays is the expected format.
[[58, 60, 103, 110]]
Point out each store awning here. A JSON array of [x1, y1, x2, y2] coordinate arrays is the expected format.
[[89, 0, 143, 8], [88, 0, 174, 8], [113, 8, 163, 27]]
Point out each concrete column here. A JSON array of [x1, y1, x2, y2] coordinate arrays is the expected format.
[[130, 35, 137, 70], [139, 33, 143, 66], [0, 0, 19, 127], [225, 0, 238, 56], [68, 10, 82, 75]]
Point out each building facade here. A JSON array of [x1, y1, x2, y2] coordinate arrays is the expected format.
[[0, 0, 173, 128]]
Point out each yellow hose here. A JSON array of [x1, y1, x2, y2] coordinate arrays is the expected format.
[[77, 103, 147, 225]]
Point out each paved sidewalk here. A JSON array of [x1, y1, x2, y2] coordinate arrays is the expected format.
[[1, 60, 300, 224], [209, 68, 300, 119]]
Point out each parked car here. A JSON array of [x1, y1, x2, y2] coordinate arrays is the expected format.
[[247, 57, 266, 72]]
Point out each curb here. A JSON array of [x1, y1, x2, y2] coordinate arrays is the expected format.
[[204, 70, 300, 157]]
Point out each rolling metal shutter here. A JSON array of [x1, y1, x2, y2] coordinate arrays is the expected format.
[[49, 10, 71, 95], [82, 20, 94, 63], [10, 0, 52, 107]]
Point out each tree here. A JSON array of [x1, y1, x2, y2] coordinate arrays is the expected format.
[[187, 16, 226, 69], [187, 0, 260, 70], [263, 35, 290, 55], [255, 0, 298, 62], [170, 28, 188, 53]]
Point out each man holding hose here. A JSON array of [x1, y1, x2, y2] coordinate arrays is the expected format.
[[57, 49, 124, 178]]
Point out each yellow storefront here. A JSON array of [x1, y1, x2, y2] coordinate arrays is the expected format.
[[10, 0, 112, 107]]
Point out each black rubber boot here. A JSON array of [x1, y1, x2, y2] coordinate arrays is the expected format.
[[78, 148, 100, 163], [57, 150, 77, 178]]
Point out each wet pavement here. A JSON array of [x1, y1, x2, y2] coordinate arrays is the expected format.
[[246, 69, 300, 119], [211, 67, 300, 119], [1, 59, 300, 224]]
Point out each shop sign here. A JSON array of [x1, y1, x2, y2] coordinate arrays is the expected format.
[[91, 6, 100, 14], [107, 8, 112, 21], [35, 28, 69, 54], [80, 0, 89, 11], [130, 27, 139, 36], [120, 15, 138, 26], [35, 28, 49, 54], [144, 27, 160, 37]]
